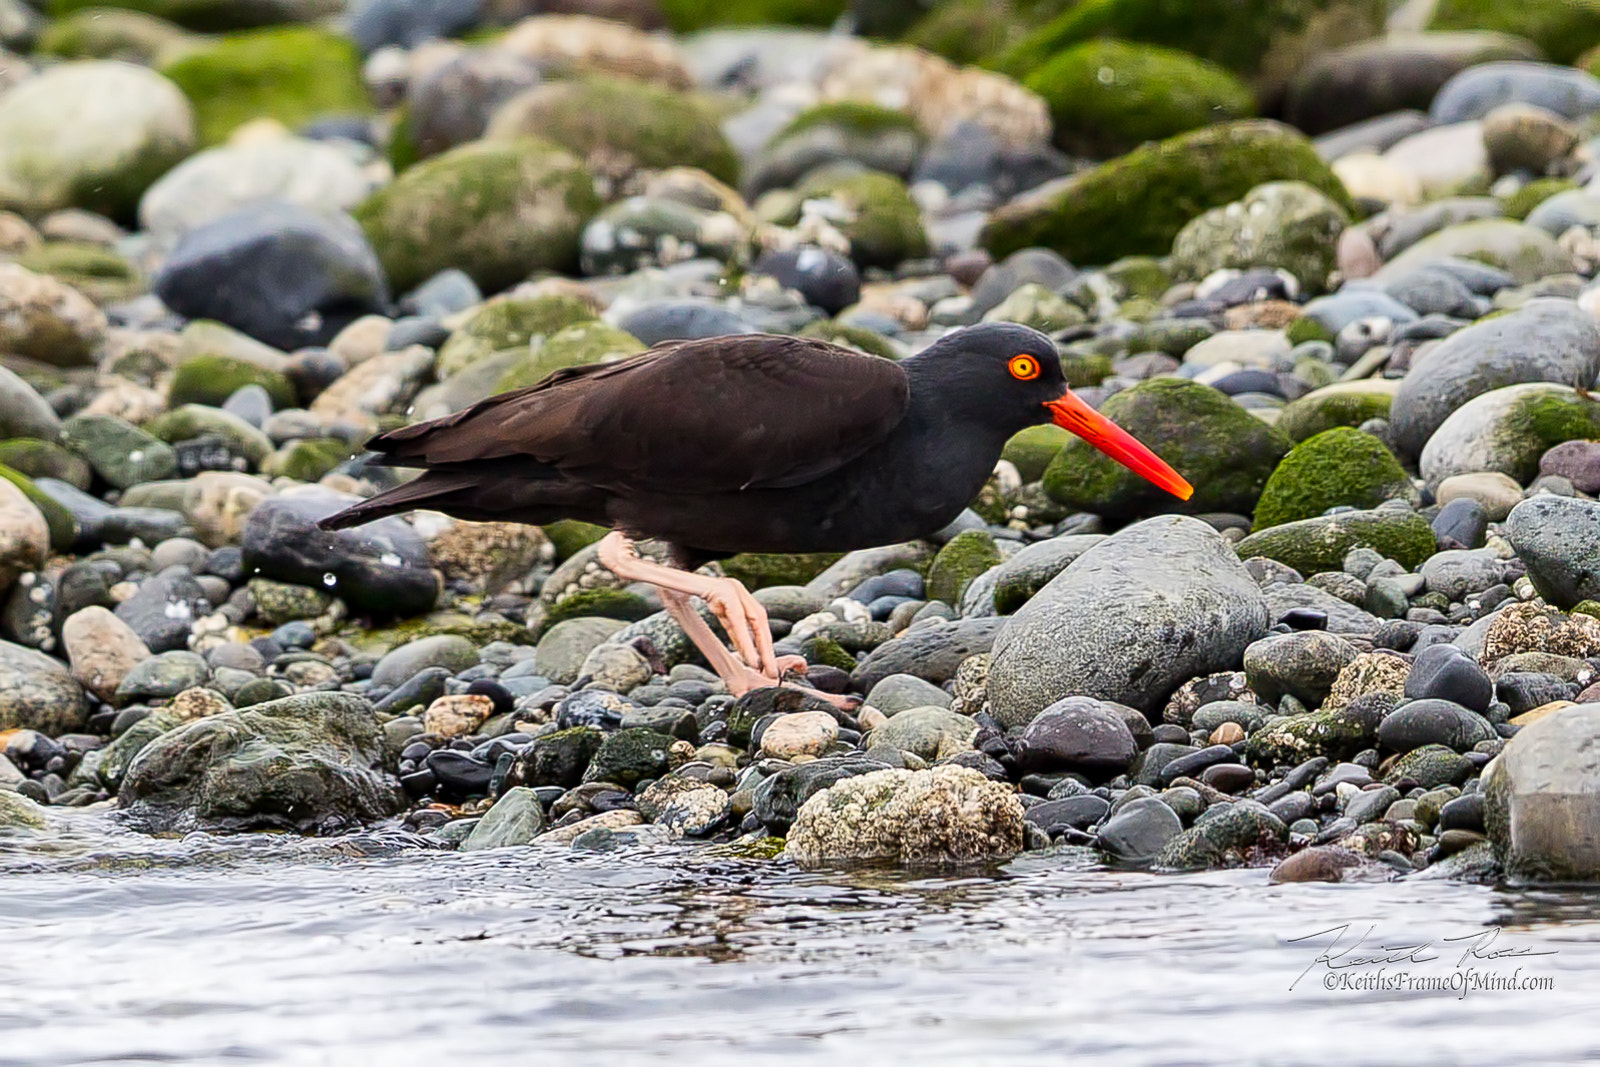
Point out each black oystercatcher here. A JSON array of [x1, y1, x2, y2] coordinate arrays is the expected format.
[[319, 324, 1192, 700]]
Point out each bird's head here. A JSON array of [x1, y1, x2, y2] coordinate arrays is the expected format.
[[928, 323, 1193, 501]]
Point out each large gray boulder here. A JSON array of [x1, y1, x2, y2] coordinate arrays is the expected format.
[[987, 516, 1269, 728], [0, 638, 89, 735], [1485, 704, 1600, 880], [1390, 299, 1600, 459], [1505, 495, 1600, 609], [119, 691, 403, 833]]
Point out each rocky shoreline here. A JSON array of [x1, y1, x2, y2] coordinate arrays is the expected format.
[[4, 0, 1600, 884]]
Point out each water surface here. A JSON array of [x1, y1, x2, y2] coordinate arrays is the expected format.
[[3, 817, 1597, 1066]]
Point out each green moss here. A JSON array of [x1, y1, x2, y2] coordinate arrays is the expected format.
[[774, 102, 923, 144], [436, 295, 598, 378], [657, 0, 847, 32], [904, 0, 1043, 65], [168, 354, 296, 409], [48, 0, 341, 32], [1428, 0, 1600, 65], [355, 137, 600, 294], [1002, 423, 1072, 482], [494, 323, 644, 393], [1025, 39, 1255, 158], [542, 519, 608, 560], [1573, 600, 1600, 621], [1102, 255, 1173, 300], [35, 8, 192, 64], [159, 27, 369, 146], [0, 463, 77, 551], [1042, 377, 1292, 519], [786, 164, 928, 269], [261, 437, 357, 482], [1276, 384, 1395, 442], [980, 120, 1351, 266], [539, 587, 657, 636], [990, 0, 1388, 91], [798, 321, 901, 359], [706, 836, 788, 860], [800, 635, 858, 671], [720, 552, 845, 590], [0, 439, 90, 489], [1501, 177, 1579, 221], [926, 530, 1003, 605], [1251, 428, 1415, 530], [1233, 508, 1438, 574], [14, 241, 143, 304], [1495, 391, 1600, 483], [142, 404, 273, 466], [488, 76, 738, 186]]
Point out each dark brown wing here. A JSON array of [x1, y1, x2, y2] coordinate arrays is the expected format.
[[371, 334, 911, 494]]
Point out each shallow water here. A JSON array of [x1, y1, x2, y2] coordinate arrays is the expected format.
[[3, 816, 1598, 1067]]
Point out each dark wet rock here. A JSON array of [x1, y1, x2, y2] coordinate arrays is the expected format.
[[240, 488, 438, 618], [113, 651, 208, 706], [423, 748, 493, 798], [504, 726, 603, 791], [114, 567, 209, 653], [119, 692, 401, 832], [1383, 744, 1474, 789], [370, 635, 479, 689], [850, 617, 1003, 691], [580, 728, 673, 789], [0, 638, 89, 735], [989, 517, 1267, 727], [1155, 800, 1287, 871], [1269, 845, 1365, 883], [1438, 791, 1485, 833], [1160, 744, 1241, 786], [1404, 643, 1492, 712], [1432, 497, 1487, 549], [1095, 796, 1183, 864], [752, 754, 893, 834], [1016, 696, 1137, 779], [1025, 794, 1109, 833], [750, 247, 860, 316]]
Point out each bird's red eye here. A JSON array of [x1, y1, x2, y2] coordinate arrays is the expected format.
[[1009, 354, 1040, 380]]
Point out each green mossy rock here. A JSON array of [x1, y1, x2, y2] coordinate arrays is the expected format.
[[486, 76, 738, 186], [1102, 255, 1174, 300], [776, 101, 922, 143], [493, 322, 644, 393], [721, 552, 846, 590], [658, 0, 847, 32], [980, 120, 1350, 266], [14, 242, 143, 304], [142, 404, 273, 467], [1419, 383, 1600, 488], [904, 0, 1045, 66], [261, 437, 358, 482], [783, 164, 928, 269], [581, 728, 674, 788], [0, 463, 77, 551], [1002, 423, 1072, 482], [508, 726, 604, 789], [1233, 507, 1438, 574], [159, 27, 368, 146], [1276, 380, 1398, 442], [991, 0, 1388, 97], [1042, 377, 1292, 519], [1428, 0, 1600, 66], [1251, 428, 1418, 531], [926, 530, 1003, 605], [1502, 177, 1579, 221], [355, 138, 599, 294], [436, 295, 597, 378], [798, 320, 903, 359], [1024, 39, 1254, 158], [537, 587, 658, 637], [48, 0, 341, 33], [168, 354, 295, 409], [1245, 697, 1384, 765], [1170, 180, 1349, 294], [542, 519, 608, 560], [36, 8, 192, 65], [0, 439, 92, 490]]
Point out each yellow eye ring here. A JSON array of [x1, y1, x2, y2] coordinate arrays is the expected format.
[[1009, 354, 1040, 380]]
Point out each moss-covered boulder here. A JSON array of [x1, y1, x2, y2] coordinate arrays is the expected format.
[[991, 0, 1388, 99], [0, 439, 92, 490], [903, 0, 1046, 66], [36, 7, 193, 65], [749, 101, 924, 194], [354, 138, 600, 294], [1276, 379, 1398, 442], [720, 552, 845, 590], [926, 530, 1003, 605], [0, 60, 195, 223], [1234, 506, 1438, 574], [159, 26, 368, 146], [1042, 378, 1292, 519], [1503, 177, 1580, 222], [1427, 0, 1600, 66], [537, 587, 657, 636], [1420, 383, 1600, 489], [1003, 423, 1072, 482], [542, 519, 609, 561], [13, 242, 143, 305], [1252, 428, 1418, 531], [1024, 39, 1254, 158], [777, 164, 928, 269], [979, 120, 1350, 266], [168, 353, 295, 409], [48, 0, 342, 33], [261, 437, 358, 482], [493, 322, 645, 392], [435, 294, 598, 378], [143, 404, 273, 468], [485, 76, 738, 186], [657, 0, 847, 32], [1170, 180, 1349, 294]]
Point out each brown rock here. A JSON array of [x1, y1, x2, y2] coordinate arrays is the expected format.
[[1269, 845, 1365, 883], [498, 14, 690, 88], [423, 693, 495, 738], [1209, 721, 1246, 746], [61, 605, 150, 703], [0, 479, 48, 596]]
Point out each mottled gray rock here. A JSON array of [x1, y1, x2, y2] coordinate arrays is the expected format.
[[989, 534, 1105, 614], [1243, 631, 1361, 706], [1261, 581, 1383, 634], [866, 706, 976, 762], [850, 617, 1004, 691], [1505, 495, 1600, 609], [0, 638, 88, 734], [863, 673, 951, 715], [1376, 698, 1496, 752], [989, 517, 1267, 728], [1390, 299, 1600, 459], [460, 786, 547, 850], [1095, 796, 1183, 864], [1484, 704, 1600, 880]]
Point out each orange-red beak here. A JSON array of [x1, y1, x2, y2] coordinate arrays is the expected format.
[[1045, 391, 1194, 501]]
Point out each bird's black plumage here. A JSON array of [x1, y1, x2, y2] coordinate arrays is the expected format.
[[319, 323, 1068, 567]]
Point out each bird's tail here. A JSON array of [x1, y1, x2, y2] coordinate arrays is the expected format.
[[316, 472, 480, 531]]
